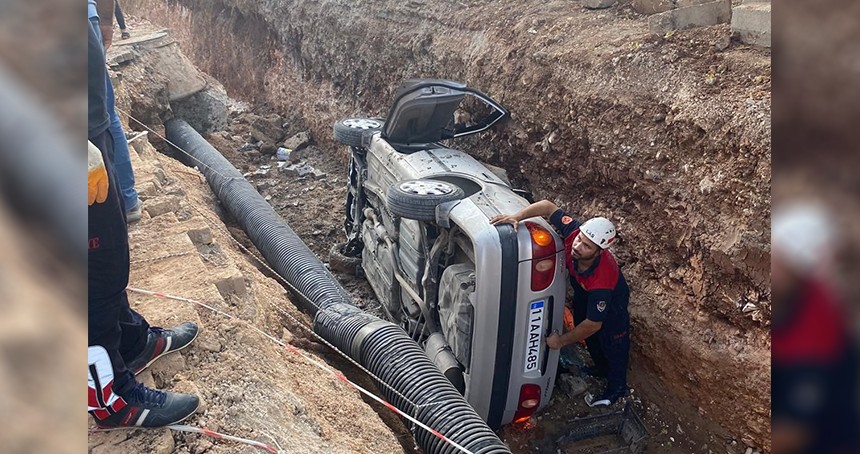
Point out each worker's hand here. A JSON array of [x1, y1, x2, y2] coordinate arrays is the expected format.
[[546, 332, 565, 350], [489, 214, 520, 230], [88, 141, 109, 205]]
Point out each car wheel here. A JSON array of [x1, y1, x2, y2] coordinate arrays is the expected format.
[[333, 118, 384, 147], [386, 179, 465, 222]]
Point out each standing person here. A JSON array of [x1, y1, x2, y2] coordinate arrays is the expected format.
[[772, 203, 860, 453], [491, 200, 631, 406], [89, 0, 142, 223], [115, 1, 131, 39], [88, 19, 200, 428]]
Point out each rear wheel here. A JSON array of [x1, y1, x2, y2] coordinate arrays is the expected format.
[[333, 118, 384, 147], [386, 179, 464, 222]]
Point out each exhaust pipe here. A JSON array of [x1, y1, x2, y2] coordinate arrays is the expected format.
[[165, 119, 511, 454]]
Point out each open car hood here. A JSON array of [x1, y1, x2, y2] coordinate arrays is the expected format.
[[382, 79, 510, 146]]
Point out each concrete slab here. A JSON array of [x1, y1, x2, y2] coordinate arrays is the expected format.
[[634, 0, 715, 14], [583, 0, 616, 10], [171, 88, 229, 134], [648, 0, 732, 33], [731, 3, 771, 47], [107, 49, 136, 66], [112, 30, 169, 48], [633, 0, 674, 15]]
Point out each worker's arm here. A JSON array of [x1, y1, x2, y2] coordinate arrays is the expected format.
[[96, 0, 116, 49], [489, 199, 560, 230], [546, 319, 602, 349]]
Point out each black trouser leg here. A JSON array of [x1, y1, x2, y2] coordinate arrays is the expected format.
[[114, 1, 127, 30], [585, 331, 610, 375], [601, 329, 630, 395], [88, 129, 148, 397]]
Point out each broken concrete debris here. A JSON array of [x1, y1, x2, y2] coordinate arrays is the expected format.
[[731, 2, 771, 48], [282, 131, 311, 151], [648, 0, 731, 34], [583, 0, 616, 10], [282, 131, 313, 163], [251, 114, 287, 143], [144, 196, 181, 218], [280, 163, 326, 180], [239, 141, 260, 152]]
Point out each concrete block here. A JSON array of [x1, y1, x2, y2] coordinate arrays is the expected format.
[[648, 0, 731, 34], [732, 3, 771, 47], [633, 0, 674, 14], [676, 0, 717, 7], [187, 227, 213, 245], [282, 131, 312, 153], [153, 167, 168, 186], [634, 0, 721, 15], [583, 0, 616, 9], [251, 114, 286, 142], [280, 163, 315, 178], [144, 196, 181, 218], [137, 179, 162, 199], [311, 169, 327, 180], [215, 274, 247, 302], [107, 48, 136, 66]]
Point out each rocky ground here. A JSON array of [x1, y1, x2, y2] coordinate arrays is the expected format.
[[106, 0, 771, 450], [86, 131, 402, 453]]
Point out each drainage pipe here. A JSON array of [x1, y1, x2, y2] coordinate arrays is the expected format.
[[165, 119, 511, 454]]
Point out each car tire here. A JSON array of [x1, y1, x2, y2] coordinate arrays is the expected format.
[[386, 179, 465, 222], [333, 118, 384, 147], [329, 242, 362, 276]]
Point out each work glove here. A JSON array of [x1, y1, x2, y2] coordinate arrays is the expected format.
[[88, 140, 109, 205]]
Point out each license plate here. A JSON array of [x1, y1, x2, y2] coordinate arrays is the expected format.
[[523, 300, 545, 373]]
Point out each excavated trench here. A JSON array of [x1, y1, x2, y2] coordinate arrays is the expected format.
[[121, 0, 771, 452]]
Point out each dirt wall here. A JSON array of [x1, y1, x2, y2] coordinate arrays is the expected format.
[[124, 0, 771, 449]]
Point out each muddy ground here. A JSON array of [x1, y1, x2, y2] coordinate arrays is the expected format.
[[112, 0, 770, 450]]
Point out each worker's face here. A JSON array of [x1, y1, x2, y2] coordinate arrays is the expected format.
[[771, 253, 802, 305], [571, 232, 600, 261]]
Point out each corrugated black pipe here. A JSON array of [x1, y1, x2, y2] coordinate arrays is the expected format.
[[165, 119, 510, 454]]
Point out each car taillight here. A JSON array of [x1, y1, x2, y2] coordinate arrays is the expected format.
[[525, 222, 556, 291], [513, 384, 542, 423]]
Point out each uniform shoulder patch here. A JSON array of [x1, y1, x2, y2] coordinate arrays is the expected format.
[[596, 301, 607, 312], [561, 215, 573, 225]]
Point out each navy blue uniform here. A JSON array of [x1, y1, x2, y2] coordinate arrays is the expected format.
[[549, 209, 630, 396], [773, 280, 860, 452]]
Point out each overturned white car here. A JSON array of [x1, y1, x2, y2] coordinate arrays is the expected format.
[[333, 79, 566, 427]]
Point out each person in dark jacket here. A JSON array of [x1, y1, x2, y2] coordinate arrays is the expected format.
[[491, 199, 630, 406]]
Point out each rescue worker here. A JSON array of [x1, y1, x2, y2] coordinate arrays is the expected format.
[[772, 202, 860, 452], [491, 200, 630, 406]]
